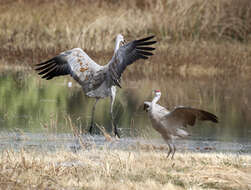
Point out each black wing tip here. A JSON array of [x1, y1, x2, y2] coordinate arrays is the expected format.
[[46, 77, 53, 80], [34, 58, 56, 72], [35, 58, 55, 66], [34, 62, 55, 77], [42, 74, 54, 80], [136, 50, 154, 56], [139, 54, 148, 59], [137, 40, 157, 46], [135, 35, 156, 44], [140, 35, 155, 39], [204, 111, 219, 123], [35, 64, 56, 80], [212, 115, 219, 123], [34, 54, 71, 80], [136, 47, 156, 51], [135, 36, 156, 58], [142, 35, 155, 41]]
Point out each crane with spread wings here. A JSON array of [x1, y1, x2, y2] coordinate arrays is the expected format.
[[144, 90, 218, 158], [35, 34, 156, 138]]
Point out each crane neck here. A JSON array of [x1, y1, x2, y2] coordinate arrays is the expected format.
[[151, 94, 161, 107], [114, 39, 121, 55]]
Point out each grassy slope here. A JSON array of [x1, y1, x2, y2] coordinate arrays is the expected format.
[[0, 148, 250, 190]]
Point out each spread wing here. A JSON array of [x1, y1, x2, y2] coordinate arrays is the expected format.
[[34, 48, 102, 81], [162, 107, 218, 127], [109, 36, 156, 87]]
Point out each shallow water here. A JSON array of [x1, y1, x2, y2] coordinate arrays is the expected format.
[[0, 132, 250, 154], [0, 69, 251, 149]]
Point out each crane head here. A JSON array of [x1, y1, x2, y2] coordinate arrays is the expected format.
[[154, 89, 161, 97], [114, 34, 126, 53], [116, 34, 126, 46]]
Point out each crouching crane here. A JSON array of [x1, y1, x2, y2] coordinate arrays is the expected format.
[[144, 90, 218, 158], [35, 34, 156, 138]]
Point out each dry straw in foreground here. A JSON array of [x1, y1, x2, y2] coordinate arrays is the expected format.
[[0, 148, 250, 189]]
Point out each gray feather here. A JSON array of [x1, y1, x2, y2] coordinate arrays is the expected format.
[[108, 36, 156, 87]]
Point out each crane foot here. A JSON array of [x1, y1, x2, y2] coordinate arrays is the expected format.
[[114, 131, 120, 139], [88, 123, 97, 135], [114, 126, 120, 139]]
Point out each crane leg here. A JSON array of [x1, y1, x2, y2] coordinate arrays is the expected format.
[[110, 86, 120, 138], [171, 144, 176, 159], [88, 98, 99, 134], [166, 142, 173, 158]]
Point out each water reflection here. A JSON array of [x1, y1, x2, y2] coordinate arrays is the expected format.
[[0, 70, 251, 142]]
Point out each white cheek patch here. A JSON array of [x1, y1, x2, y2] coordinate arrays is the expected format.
[[155, 92, 161, 96]]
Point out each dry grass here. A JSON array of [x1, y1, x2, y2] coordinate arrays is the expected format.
[[1, 0, 251, 69], [1, 2, 250, 189], [0, 0, 251, 78], [123, 41, 251, 80], [1, 0, 251, 51], [0, 147, 250, 190]]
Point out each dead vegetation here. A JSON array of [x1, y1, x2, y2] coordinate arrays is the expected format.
[[1, 0, 251, 52], [1, 0, 251, 77], [0, 148, 250, 189]]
